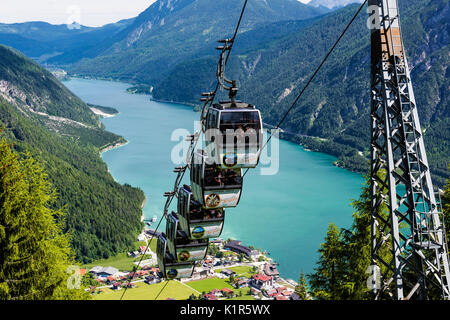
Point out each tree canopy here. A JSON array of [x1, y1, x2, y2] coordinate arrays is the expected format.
[[0, 137, 90, 300]]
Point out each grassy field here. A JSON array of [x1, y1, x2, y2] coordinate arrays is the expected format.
[[82, 253, 140, 272], [94, 280, 197, 300], [185, 276, 256, 300], [82, 239, 158, 272], [214, 266, 257, 278]]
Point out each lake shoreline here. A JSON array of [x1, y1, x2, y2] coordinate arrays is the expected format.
[[65, 78, 363, 281], [65, 75, 366, 176], [100, 140, 129, 155], [90, 107, 118, 118], [146, 97, 366, 176]]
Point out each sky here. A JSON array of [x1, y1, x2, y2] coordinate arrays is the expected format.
[[1, 0, 311, 27]]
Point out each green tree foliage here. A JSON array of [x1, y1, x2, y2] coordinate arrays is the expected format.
[[0, 45, 126, 150], [0, 138, 90, 300], [69, 0, 327, 84], [0, 45, 98, 126], [309, 174, 392, 300], [0, 99, 145, 263], [338, 174, 391, 300], [307, 223, 347, 300], [294, 271, 309, 300], [152, 0, 449, 186], [0, 44, 146, 263], [308, 171, 450, 300]]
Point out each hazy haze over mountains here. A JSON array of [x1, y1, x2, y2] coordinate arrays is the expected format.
[[308, 0, 364, 9]]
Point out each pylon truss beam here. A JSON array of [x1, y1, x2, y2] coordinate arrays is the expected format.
[[369, 0, 450, 300]]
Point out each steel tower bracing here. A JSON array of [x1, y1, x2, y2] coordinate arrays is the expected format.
[[368, 0, 450, 300]]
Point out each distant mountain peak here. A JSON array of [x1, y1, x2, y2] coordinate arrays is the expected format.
[[307, 0, 364, 9]]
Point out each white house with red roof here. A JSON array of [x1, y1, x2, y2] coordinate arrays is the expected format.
[[250, 274, 273, 290]]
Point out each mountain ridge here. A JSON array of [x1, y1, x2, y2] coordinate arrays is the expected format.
[[151, 0, 449, 185], [68, 0, 328, 83]]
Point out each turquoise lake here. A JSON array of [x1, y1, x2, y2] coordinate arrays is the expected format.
[[64, 78, 364, 281]]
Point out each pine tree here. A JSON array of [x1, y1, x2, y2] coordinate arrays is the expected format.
[[308, 223, 347, 300], [0, 138, 90, 300], [308, 173, 392, 300], [340, 174, 391, 300], [295, 271, 309, 300]]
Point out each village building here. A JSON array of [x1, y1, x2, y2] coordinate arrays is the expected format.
[[145, 275, 160, 284], [89, 266, 119, 278], [203, 293, 218, 300], [209, 239, 224, 249], [235, 279, 249, 288], [209, 289, 221, 297], [250, 274, 273, 290], [263, 263, 280, 279], [106, 276, 116, 284], [145, 229, 161, 238], [265, 288, 278, 298], [192, 269, 209, 280], [150, 267, 160, 274], [203, 259, 213, 267], [221, 269, 236, 277], [221, 288, 234, 297], [224, 240, 259, 258], [139, 246, 151, 255], [112, 282, 122, 290]]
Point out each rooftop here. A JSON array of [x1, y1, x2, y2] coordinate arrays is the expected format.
[[89, 266, 119, 276], [224, 240, 258, 256], [252, 274, 272, 282], [264, 263, 280, 277]]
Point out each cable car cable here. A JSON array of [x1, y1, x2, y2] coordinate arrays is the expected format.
[[242, 0, 368, 179], [201, 0, 248, 119], [119, 0, 249, 300], [119, 168, 184, 301], [154, 280, 171, 300], [119, 216, 165, 300]]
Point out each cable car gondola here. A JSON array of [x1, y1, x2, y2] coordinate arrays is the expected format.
[[178, 185, 225, 240], [156, 233, 195, 279], [204, 101, 263, 169], [191, 149, 243, 209], [166, 212, 209, 263]]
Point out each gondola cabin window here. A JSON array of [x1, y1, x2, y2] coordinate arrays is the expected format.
[[219, 111, 261, 133], [204, 166, 242, 189]]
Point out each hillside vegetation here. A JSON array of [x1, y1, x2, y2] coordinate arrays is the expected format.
[[152, 0, 450, 185], [0, 45, 145, 263], [69, 0, 328, 84], [0, 138, 91, 300]]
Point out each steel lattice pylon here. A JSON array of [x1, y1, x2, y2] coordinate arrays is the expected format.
[[368, 0, 450, 300]]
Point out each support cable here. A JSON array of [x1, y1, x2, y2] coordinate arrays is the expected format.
[[119, 0, 249, 301], [243, 0, 368, 178], [154, 280, 171, 300]]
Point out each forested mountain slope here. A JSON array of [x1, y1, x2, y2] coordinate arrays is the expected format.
[[69, 0, 328, 84], [152, 0, 449, 186], [0, 45, 126, 149], [0, 45, 145, 263], [0, 19, 135, 64]]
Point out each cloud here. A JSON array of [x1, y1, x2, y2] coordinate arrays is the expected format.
[[0, 0, 156, 27]]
